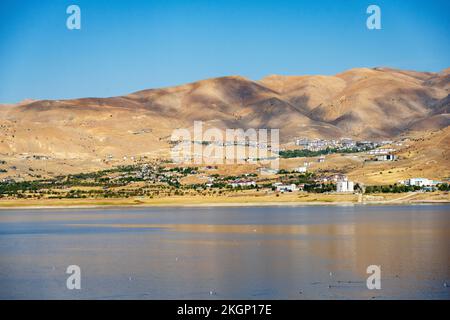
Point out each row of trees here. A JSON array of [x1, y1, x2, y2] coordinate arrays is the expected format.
[[365, 183, 450, 193]]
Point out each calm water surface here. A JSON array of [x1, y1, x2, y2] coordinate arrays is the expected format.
[[0, 205, 449, 299]]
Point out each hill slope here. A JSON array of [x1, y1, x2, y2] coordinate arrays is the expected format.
[[0, 67, 449, 170]]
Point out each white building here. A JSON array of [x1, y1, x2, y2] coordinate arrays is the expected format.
[[336, 177, 354, 193], [276, 184, 298, 192], [376, 154, 396, 161], [295, 166, 307, 173], [367, 148, 395, 155], [403, 178, 435, 187]]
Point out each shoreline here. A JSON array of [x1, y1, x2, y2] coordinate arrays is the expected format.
[[0, 199, 449, 210]]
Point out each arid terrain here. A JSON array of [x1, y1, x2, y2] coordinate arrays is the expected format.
[[0, 67, 449, 185]]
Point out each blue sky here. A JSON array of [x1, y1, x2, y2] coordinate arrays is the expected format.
[[0, 0, 449, 103]]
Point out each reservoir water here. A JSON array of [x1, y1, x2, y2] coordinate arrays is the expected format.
[[0, 205, 449, 299]]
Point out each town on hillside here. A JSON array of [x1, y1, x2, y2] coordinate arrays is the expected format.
[[1, 134, 449, 202]]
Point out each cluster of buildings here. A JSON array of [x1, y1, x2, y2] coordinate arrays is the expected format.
[[295, 138, 355, 151], [400, 178, 441, 187], [135, 164, 155, 180], [367, 148, 397, 162], [272, 183, 298, 192], [190, 139, 278, 151], [228, 180, 302, 193], [294, 138, 382, 152], [319, 174, 346, 183], [229, 172, 358, 194]]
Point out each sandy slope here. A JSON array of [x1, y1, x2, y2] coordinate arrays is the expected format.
[[0, 67, 449, 178]]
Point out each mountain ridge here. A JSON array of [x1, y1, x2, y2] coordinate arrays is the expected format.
[[1, 67, 449, 162]]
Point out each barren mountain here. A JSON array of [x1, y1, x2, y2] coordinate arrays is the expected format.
[[261, 67, 449, 137], [348, 126, 450, 185], [0, 67, 449, 170]]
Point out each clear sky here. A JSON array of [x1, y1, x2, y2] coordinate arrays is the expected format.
[[0, 0, 449, 103]]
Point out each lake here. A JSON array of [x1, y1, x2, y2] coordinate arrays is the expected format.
[[0, 205, 449, 299]]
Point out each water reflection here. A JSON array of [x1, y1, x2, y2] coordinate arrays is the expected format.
[[0, 205, 449, 299]]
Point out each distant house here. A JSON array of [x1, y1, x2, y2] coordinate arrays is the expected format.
[[272, 182, 282, 187], [367, 148, 395, 155], [336, 176, 354, 193], [295, 166, 307, 173], [1, 177, 15, 184], [295, 138, 308, 146], [376, 154, 396, 161], [318, 156, 325, 163], [402, 178, 438, 187], [321, 174, 346, 183], [276, 184, 298, 192]]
